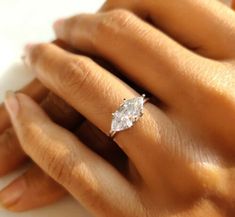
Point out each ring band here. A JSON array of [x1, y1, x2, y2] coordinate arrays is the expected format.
[[109, 94, 148, 139]]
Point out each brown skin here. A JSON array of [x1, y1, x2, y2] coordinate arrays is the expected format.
[[0, 38, 128, 211], [0, 84, 81, 210], [2, 0, 235, 216], [0, 81, 125, 211], [0, 79, 48, 132], [3, 0, 235, 216]]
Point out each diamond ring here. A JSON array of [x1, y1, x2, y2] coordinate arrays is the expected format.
[[109, 94, 149, 139]]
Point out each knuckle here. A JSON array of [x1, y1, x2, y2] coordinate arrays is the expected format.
[[58, 56, 93, 96], [19, 122, 42, 153], [18, 120, 75, 185], [108, 8, 134, 23], [201, 72, 235, 106], [46, 151, 75, 185], [94, 9, 134, 40]]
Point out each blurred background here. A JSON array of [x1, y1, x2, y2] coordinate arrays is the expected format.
[[0, 0, 104, 101], [0, 1, 104, 217]]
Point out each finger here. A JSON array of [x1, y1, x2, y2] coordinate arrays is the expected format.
[[0, 122, 127, 212], [99, 0, 235, 59], [53, 11, 210, 105], [0, 79, 48, 133], [0, 128, 26, 176], [24, 43, 168, 170], [41, 92, 83, 130], [0, 37, 77, 133], [0, 92, 83, 177], [0, 165, 65, 211], [75, 121, 127, 173], [0, 114, 127, 212], [5, 93, 144, 217]]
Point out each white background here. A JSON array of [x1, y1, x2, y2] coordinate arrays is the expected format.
[[0, 0, 104, 216]]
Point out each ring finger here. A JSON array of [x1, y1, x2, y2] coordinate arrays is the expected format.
[[24, 43, 171, 180]]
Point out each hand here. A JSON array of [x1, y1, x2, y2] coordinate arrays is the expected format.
[[0, 0, 232, 213], [0, 81, 125, 211], [4, 0, 235, 216]]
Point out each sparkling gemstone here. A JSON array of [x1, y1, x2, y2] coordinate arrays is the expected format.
[[111, 96, 144, 132]]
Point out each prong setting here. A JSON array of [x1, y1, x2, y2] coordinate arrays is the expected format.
[[110, 95, 148, 138]]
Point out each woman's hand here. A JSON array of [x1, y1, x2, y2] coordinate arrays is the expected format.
[[3, 0, 235, 216]]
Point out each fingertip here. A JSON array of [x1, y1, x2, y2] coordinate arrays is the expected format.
[[9, 93, 50, 129], [0, 178, 26, 210], [4, 91, 20, 121], [0, 166, 66, 212], [23, 43, 55, 68], [53, 19, 65, 36], [4, 91, 47, 128], [23, 43, 37, 66], [16, 93, 48, 118]]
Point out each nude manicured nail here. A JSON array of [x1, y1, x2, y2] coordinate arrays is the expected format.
[[0, 178, 26, 208], [4, 91, 20, 120]]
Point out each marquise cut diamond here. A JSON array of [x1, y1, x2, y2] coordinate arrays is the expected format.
[[111, 96, 144, 132]]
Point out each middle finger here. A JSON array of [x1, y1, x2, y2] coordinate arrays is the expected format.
[[53, 10, 217, 106]]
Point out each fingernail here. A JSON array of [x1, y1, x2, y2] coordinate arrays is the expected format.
[[0, 179, 26, 208], [4, 91, 20, 120], [53, 19, 65, 35]]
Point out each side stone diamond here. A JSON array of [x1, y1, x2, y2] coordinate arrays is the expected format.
[[111, 96, 144, 132]]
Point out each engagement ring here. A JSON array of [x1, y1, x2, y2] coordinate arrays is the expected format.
[[109, 94, 148, 139]]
